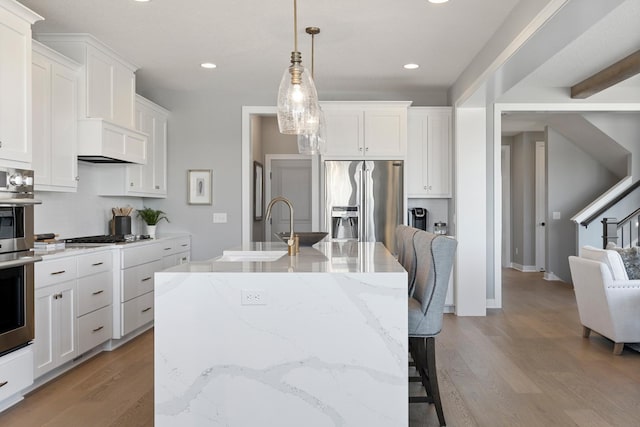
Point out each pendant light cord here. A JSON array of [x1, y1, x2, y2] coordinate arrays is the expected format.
[[293, 0, 298, 53], [311, 32, 315, 78]]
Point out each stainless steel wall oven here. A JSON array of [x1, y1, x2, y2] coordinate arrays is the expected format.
[[0, 168, 41, 357]]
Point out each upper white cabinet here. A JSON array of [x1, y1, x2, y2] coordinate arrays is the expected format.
[[96, 95, 169, 197], [35, 33, 146, 164], [322, 102, 410, 158], [36, 34, 136, 128], [32, 41, 80, 191], [0, 1, 42, 166], [407, 107, 452, 198]]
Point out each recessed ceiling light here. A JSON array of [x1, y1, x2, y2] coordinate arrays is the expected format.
[[134, 0, 151, 2], [428, 0, 449, 3], [404, 63, 420, 70], [201, 63, 217, 69]]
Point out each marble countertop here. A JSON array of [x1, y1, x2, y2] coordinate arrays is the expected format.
[[35, 233, 190, 260], [162, 241, 404, 274]]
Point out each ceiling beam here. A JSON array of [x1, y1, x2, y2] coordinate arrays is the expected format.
[[571, 50, 640, 99]]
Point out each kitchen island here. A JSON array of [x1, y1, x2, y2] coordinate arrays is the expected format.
[[154, 241, 408, 426]]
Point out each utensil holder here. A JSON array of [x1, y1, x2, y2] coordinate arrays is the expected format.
[[113, 216, 132, 235]]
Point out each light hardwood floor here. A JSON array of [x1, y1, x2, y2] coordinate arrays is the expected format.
[[1, 269, 639, 426]]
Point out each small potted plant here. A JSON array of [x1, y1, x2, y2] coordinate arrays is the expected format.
[[137, 207, 169, 239]]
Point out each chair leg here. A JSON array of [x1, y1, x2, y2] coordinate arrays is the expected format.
[[425, 337, 446, 427], [613, 342, 624, 355], [582, 326, 591, 338]]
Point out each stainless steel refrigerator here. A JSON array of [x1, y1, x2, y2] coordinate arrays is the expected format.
[[324, 160, 403, 253]]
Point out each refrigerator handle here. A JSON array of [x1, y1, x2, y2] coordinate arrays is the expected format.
[[360, 166, 365, 242]]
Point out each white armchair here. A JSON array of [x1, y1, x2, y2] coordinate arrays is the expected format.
[[568, 246, 640, 355]]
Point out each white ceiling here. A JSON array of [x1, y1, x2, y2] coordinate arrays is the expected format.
[[18, 0, 520, 98]]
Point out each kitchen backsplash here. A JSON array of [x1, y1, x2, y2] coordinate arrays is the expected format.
[[34, 162, 145, 238]]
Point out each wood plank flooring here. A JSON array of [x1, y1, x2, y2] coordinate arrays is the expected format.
[[1, 269, 639, 426]]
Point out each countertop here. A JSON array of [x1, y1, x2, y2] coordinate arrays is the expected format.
[[162, 241, 405, 274], [35, 233, 190, 260]]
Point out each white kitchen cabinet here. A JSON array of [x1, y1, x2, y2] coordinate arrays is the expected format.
[[161, 236, 192, 269], [0, 2, 41, 166], [96, 95, 169, 197], [34, 280, 77, 379], [407, 107, 452, 198], [76, 251, 113, 355], [36, 34, 137, 129], [35, 34, 144, 164], [322, 102, 410, 158], [34, 249, 113, 379], [0, 346, 33, 410], [114, 242, 163, 338], [32, 41, 80, 192]]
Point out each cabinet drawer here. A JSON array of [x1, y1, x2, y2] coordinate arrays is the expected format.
[[122, 259, 162, 302], [0, 347, 33, 402], [77, 306, 112, 355], [122, 292, 154, 336], [77, 250, 112, 277], [77, 271, 112, 316], [160, 237, 191, 256], [121, 243, 163, 268], [35, 258, 77, 288]]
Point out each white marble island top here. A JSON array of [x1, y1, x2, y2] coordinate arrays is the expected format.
[[155, 242, 408, 426], [164, 241, 406, 273]]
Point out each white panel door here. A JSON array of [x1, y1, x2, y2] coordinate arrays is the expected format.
[[267, 159, 313, 241], [50, 63, 78, 188], [32, 53, 51, 185], [535, 141, 546, 272], [0, 16, 30, 163], [364, 109, 405, 156], [323, 109, 363, 156]]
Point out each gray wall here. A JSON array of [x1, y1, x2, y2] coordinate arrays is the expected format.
[[546, 127, 618, 282]]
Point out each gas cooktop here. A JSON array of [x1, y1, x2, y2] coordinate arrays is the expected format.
[[64, 234, 152, 244]]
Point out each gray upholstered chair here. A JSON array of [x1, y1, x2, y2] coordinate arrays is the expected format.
[[396, 225, 419, 296], [408, 230, 457, 427]]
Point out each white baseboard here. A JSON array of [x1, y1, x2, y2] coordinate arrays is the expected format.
[[543, 272, 563, 282], [510, 263, 538, 272], [486, 298, 501, 309]]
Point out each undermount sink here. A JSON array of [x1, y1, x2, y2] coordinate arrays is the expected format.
[[216, 250, 288, 262], [275, 232, 328, 246]]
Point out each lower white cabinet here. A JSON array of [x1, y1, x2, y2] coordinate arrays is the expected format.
[[34, 281, 77, 379], [77, 306, 112, 355], [113, 235, 191, 338], [160, 236, 192, 269], [34, 249, 113, 379], [0, 347, 33, 407]]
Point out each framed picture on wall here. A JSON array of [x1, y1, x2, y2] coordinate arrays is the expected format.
[[254, 161, 263, 220], [188, 169, 213, 205]]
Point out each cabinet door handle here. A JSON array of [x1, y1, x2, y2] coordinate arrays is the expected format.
[[0, 381, 8, 388], [92, 290, 104, 295], [141, 277, 152, 282], [164, 247, 172, 251], [92, 326, 104, 333], [54, 293, 63, 300], [181, 244, 188, 247], [91, 262, 104, 266], [365, 147, 369, 152], [155, 185, 160, 189], [51, 270, 66, 275], [141, 307, 152, 313]]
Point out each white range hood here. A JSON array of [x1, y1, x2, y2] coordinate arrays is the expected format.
[[77, 119, 147, 164]]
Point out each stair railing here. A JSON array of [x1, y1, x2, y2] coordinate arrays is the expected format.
[[602, 208, 640, 248]]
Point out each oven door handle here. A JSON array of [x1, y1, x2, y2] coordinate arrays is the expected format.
[[0, 255, 43, 269], [0, 198, 42, 207]]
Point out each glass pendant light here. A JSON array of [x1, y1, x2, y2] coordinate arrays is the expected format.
[[277, 0, 320, 135], [297, 27, 326, 154]]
